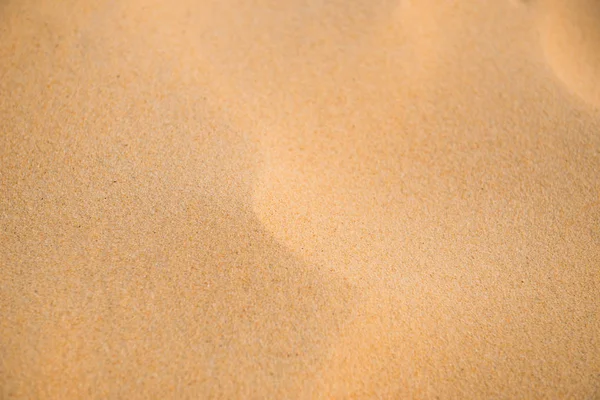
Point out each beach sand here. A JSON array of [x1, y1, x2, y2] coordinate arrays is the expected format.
[[1, 0, 599, 398]]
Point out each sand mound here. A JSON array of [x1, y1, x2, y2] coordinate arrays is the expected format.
[[534, 0, 600, 107], [244, 0, 450, 275], [202, 0, 600, 396]]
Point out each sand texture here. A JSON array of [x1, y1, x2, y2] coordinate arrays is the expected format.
[[1, 0, 600, 398]]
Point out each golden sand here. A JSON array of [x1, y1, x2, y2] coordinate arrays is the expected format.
[[535, 0, 600, 107], [1, 0, 599, 398]]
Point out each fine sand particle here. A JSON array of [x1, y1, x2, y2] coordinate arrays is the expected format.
[[1, 0, 599, 399]]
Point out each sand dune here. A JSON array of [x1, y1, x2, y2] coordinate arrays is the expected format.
[[1, 0, 599, 398]]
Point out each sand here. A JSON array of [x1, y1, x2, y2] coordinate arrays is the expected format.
[[535, 0, 600, 108], [1, 0, 599, 398]]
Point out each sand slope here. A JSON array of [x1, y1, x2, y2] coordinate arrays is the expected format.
[[534, 0, 600, 107], [1, 0, 600, 398]]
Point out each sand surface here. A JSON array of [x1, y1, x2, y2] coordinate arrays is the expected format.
[[1, 0, 599, 398]]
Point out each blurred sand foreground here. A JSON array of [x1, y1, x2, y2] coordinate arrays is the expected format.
[[1, 0, 599, 398]]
